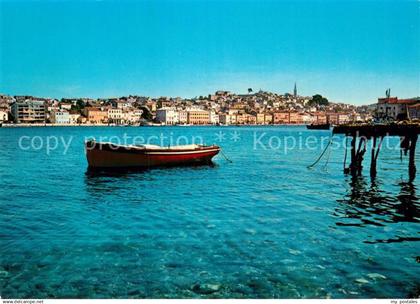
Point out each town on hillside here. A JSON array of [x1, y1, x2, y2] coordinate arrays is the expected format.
[[0, 87, 418, 126]]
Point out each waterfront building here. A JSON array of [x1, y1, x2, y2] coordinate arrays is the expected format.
[[256, 113, 265, 124], [301, 113, 314, 124], [264, 114, 273, 124], [187, 109, 210, 125], [327, 113, 351, 125], [235, 113, 246, 125], [50, 110, 70, 124], [123, 109, 143, 124], [377, 97, 419, 120], [408, 104, 420, 119], [11, 100, 46, 123], [246, 114, 257, 125], [209, 111, 219, 124], [156, 108, 179, 125], [326, 113, 339, 125], [273, 112, 290, 124], [353, 113, 364, 122], [219, 113, 238, 125], [338, 113, 351, 124], [108, 108, 123, 124], [313, 112, 328, 124], [178, 111, 188, 124], [83, 107, 108, 124], [0, 110, 8, 122], [289, 112, 306, 124]]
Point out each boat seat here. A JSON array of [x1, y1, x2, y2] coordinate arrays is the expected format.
[[135, 144, 202, 150]]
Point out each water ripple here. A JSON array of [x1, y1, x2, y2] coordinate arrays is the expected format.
[[0, 126, 419, 298]]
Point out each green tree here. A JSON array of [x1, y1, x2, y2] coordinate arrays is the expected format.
[[308, 94, 329, 106], [70, 100, 86, 112]]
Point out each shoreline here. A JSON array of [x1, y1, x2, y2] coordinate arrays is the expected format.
[[1, 123, 309, 128]]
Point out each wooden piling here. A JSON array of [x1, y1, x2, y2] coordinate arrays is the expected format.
[[333, 123, 419, 180], [358, 138, 367, 175], [370, 137, 377, 178], [350, 135, 357, 175], [409, 134, 418, 182]]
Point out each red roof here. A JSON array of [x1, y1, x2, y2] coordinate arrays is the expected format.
[[397, 99, 419, 105], [378, 97, 419, 105]]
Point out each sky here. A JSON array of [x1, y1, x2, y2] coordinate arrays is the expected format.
[[0, 0, 418, 105]]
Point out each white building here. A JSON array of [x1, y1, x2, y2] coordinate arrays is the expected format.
[[209, 111, 219, 124], [301, 113, 313, 124], [179, 111, 188, 124], [338, 114, 351, 124], [123, 109, 143, 124], [59, 103, 72, 111], [376, 97, 419, 120], [0, 110, 8, 122], [111, 100, 132, 110], [51, 110, 70, 124], [108, 108, 123, 124], [377, 100, 405, 120], [156, 108, 179, 125]]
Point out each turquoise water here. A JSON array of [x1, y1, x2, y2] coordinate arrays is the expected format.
[[0, 126, 418, 298]]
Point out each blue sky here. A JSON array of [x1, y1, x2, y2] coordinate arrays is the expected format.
[[0, 0, 418, 104]]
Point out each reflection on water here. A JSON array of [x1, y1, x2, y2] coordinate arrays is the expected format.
[[335, 175, 420, 243], [85, 162, 217, 177], [84, 163, 218, 195]]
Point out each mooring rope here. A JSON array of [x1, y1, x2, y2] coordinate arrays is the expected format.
[[323, 143, 332, 171], [307, 137, 333, 169], [220, 149, 233, 163]]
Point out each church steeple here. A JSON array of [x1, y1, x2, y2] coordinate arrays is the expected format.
[[293, 82, 297, 97]]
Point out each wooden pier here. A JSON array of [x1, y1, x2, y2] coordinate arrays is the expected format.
[[333, 123, 420, 181]]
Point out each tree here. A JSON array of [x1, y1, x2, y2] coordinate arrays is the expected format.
[[248, 88, 253, 94], [70, 100, 85, 112], [308, 94, 329, 106]]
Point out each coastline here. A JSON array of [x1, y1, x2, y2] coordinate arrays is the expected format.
[[1, 123, 308, 128]]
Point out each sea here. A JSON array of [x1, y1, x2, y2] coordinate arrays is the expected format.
[[0, 126, 418, 298]]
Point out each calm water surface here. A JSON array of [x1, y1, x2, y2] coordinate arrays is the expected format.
[[0, 126, 419, 298]]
